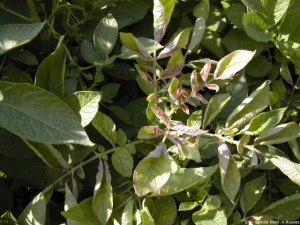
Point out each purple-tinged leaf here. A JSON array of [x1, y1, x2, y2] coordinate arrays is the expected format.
[[157, 28, 193, 59], [206, 83, 219, 92], [190, 70, 200, 93], [152, 106, 170, 125], [133, 142, 170, 196], [214, 50, 256, 80], [169, 120, 207, 136], [218, 141, 241, 203], [120, 33, 153, 61], [161, 51, 185, 79], [135, 64, 153, 82], [153, 0, 176, 43], [193, 93, 209, 104], [200, 58, 211, 82], [137, 126, 165, 139], [168, 77, 180, 102]]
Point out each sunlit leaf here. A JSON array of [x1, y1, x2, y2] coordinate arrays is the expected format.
[[64, 91, 101, 127], [112, 147, 133, 177], [169, 120, 207, 136], [93, 159, 113, 225], [226, 81, 270, 129], [150, 164, 218, 196], [64, 179, 81, 225], [261, 193, 300, 220], [203, 93, 231, 129], [240, 176, 266, 215], [133, 142, 170, 196], [255, 122, 300, 145], [153, 0, 176, 43], [0, 21, 46, 56], [218, 142, 241, 203], [35, 39, 66, 98], [0, 82, 94, 146], [157, 28, 192, 59], [214, 50, 256, 80], [137, 126, 165, 139], [122, 199, 134, 225], [192, 208, 227, 225], [161, 51, 185, 79], [270, 156, 300, 187], [92, 111, 117, 145]]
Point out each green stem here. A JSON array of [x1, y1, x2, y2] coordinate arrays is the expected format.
[[26, 0, 40, 22], [152, 42, 158, 103], [0, 3, 32, 22]]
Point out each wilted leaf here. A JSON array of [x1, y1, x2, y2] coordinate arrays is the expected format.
[[0, 82, 94, 146], [214, 50, 256, 80], [218, 142, 241, 203], [0, 21, 46, 56], [133, 142, 170, 196]]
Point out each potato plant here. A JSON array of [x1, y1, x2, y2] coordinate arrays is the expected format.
[[0, 0, 300, 224]]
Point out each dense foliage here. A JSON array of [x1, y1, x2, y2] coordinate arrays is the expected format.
[[1, 0, 300, 224]]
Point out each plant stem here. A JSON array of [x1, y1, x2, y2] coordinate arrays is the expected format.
[[26, 0, 40, 22], [0, 3, 32, 22], [152, 42, 158, 103]]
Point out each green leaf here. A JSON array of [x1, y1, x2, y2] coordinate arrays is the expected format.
[[261, 0, 290, 27], [187, 110, 203, 129], [8, 50, 38, 65], [92, 111, 116, 145], [218, 142, 241, 203], [224, 4, 247, 30], [120, 33, 153, 61], [133, 142, 170, 197], [35, 39, 67, 98], [93, 14, 118, 57], [161, 51, 185, 79], [18, 186, 53, 225], [62, 197, 99, 225], [93, 159, 113, 225], [100, 83, 120, 103], [214, 50, 256, 80], [0, 211, 18, 225], [192, 209, 227, 225], [64, 179, 81, 225], [255, 122, 300, 145], [241, 108, 286, 135], [157, 28, 192, 59], [240, 176, 266, 215], [245, 55, 272, 78], [137, 126, 165, 139], [0, 21, 46, 56], [187, 17, 206, 54], [153, 0, 176, 43], [278, 0, 300, 43], [2, 63, 33, 84], [193, 0, 210, 21], [240, 0, 262, 12], [122, 199, 134, 225], [152, 196, 177, 225], [226, 80, 270, 129], [0, 82, 94, 146], [242, 12, 272, 42], [270, 156, 300, 187], [112, 147, 133, 177], [116, 128, 127, 146], [150, 164, 218, 196], [202, 30, 225, 58], [136, 208, 155, 225], [64, 91, 101, 127], [109, 1, 149, 30], [222, 29, 264, 54], [23, 140, 70, 170], [81, 39, 99, 64], [261, 193, 300, 220], [108, 105, 132, 125], [203, 93, 231, 129], [280, 59, 294, 86]]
